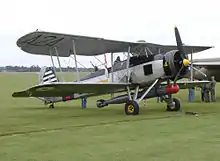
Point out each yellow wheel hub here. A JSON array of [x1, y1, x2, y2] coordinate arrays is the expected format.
[[128, 105, 135, 113]]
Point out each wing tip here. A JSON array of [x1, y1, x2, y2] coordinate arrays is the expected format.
[[12, 91, 30, 97], [12, 92, 19, 97]]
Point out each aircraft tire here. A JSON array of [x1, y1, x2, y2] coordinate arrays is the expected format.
[[166, 98, 180, 111], [96, 99, 105, 108], [49, 104, 54, 109], [124, 100, 139, 115]]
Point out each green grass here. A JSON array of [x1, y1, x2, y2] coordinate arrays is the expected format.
[[0, 72, 220, 161]]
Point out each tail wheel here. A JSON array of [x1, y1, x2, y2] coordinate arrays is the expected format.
[[166, 98, 181, 111], [49, 104, 54, 109], [124, 100, 139, 115]]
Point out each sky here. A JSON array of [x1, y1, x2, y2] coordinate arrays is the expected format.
[[0, 0, 220, 68]]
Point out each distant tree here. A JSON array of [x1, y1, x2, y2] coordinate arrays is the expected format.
[[1, 65, 95, 72]]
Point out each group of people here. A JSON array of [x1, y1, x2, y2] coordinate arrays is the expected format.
[[200, 76, 216, 102], [157, 76, 217, 103]]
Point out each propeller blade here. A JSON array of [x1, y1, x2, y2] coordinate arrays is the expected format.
[[173, 65, 184, 84], [174, 27, 186, 59], [173, 27, 191, 84], [190, 65, 207, 78]]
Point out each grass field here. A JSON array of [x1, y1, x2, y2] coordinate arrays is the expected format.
[[0, 72, 220, 161]]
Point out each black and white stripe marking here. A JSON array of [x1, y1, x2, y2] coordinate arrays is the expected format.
[[43, 68, 58, 83]]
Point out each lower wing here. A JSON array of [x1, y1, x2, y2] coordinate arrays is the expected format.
[[161, 80, 209, 89], [12, 80, 208, 98], [12, 82, 131, 97]]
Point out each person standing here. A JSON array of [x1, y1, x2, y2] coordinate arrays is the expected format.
[[157, 96, 160, 103], [204, 82, 210, 102], [210, 76, 216, 102], [81, 96, 87, 109], [189, 87, 195, 102], [200, 83, 205, 102]]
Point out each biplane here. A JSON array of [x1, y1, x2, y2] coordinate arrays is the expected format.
[[12, 27, 212, 115]]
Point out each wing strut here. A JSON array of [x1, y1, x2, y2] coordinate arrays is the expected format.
[[72, 40, 80, 82], [158, 48, 161, 54], [110, 52, 114, 98], [54, 47, 64, 81], [146, 47, 154, 56], [49, 48, 57, 75], [110, 52, 114, 82], [49, 46, 65, 81], [126, 46, 131, 83], [190, 49, 194, 80], [137, 79, 159, 103]]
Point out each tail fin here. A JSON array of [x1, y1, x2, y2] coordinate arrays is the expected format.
[[38, 66, 62, 105], [39, 66, 59, 84]]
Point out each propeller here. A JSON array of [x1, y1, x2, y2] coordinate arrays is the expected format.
[[173, 27, 190, 84], [174, 27, 187, 60]]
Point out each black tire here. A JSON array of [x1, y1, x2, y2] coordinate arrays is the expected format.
[[49, 104, 54, 108], [166, 98, 181, 111], [96, 99, 105, 108], [124, 100, 139, 115]]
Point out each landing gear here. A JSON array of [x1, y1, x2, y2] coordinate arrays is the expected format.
[[49, 104, 54, 108], [123, 79, 159, 115], [124, 100, 139, 115], [95, 78, 182, 115], [166, 98, 181, 112]]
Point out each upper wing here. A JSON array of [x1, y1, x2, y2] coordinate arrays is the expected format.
[[17, 31, 212, 57], [161, 80, 210, 89], [12, 82, 130, 97]]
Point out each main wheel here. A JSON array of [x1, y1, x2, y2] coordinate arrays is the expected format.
[[166, 98, 180, 111], [124, 100, 139, 115]]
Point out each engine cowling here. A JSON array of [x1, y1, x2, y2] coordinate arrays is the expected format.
[[163, 50, 189, 79]]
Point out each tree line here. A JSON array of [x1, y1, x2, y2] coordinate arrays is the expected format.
[[0, 65, 95, 72]]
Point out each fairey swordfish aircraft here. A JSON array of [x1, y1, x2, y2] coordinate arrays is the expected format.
[[12, 27, 212, 115]]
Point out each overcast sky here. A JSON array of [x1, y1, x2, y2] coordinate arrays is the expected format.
[[1, 0, 220, 68]]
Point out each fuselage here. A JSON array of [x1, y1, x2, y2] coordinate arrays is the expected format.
[[79, 55, 166, 85], [79, 52, 188, 85], [58, 52, 188, 103]]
